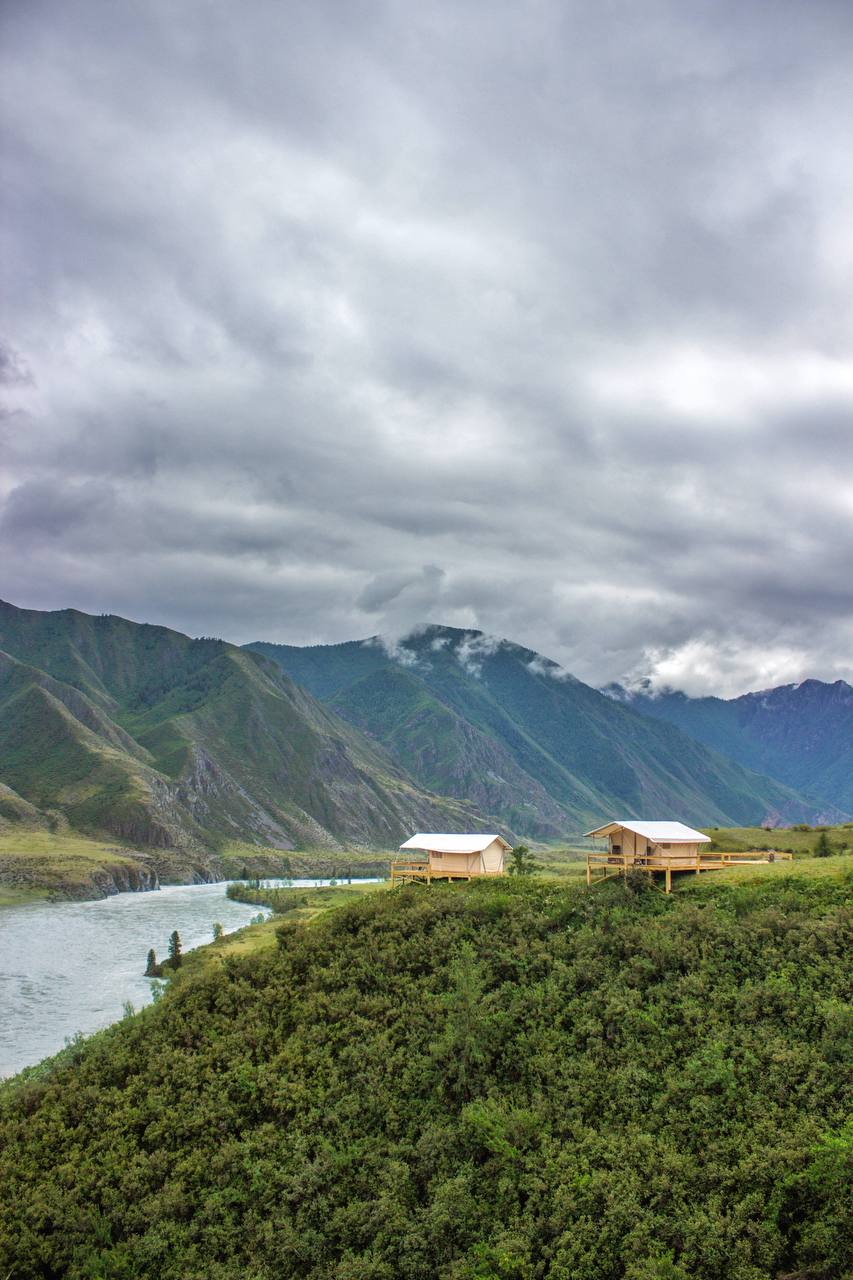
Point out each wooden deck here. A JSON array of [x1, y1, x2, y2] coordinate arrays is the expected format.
[[586, 849, 794, 892], [390, 859, 494, 886]]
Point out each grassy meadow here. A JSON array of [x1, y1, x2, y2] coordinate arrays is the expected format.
[[0, 830, 148, 906], [702, 823, 853, 855], [215, 840, 392, 879]]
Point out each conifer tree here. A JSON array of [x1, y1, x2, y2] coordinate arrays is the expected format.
[[432, 941, 487, 1101], [145, 948, 158, 977], [168, 930, 182, 968], [814, 831, 833, 857]]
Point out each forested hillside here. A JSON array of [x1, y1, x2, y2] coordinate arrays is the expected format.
[[2, 867, 849, 1279], [248, 626, 827, 831], [0, 601, 481, 853]]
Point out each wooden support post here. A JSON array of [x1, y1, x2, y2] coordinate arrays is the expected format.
[[586, 858, 591, 887], [665, 867, 672, 894]]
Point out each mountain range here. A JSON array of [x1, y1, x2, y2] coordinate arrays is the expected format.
[[248, 625, 842, 833], [0, 601, 846, 854], [604, 678, 853, 815]]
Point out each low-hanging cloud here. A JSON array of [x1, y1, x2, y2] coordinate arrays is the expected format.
[[455, 632, 505, 679], [1, 0, 852, 696], [526, 655, 578, 683]]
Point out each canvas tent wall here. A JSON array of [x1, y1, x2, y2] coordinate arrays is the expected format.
[[397, 833, 511, 877]]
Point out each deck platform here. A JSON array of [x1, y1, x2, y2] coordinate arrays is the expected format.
[[586, 848, 793, 892], [390, 859, 490, 886]]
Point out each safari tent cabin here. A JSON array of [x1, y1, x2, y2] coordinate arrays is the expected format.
[[391, 833, 510, 884], [584, 819, 792, 891], [585, 820, 711, 869]]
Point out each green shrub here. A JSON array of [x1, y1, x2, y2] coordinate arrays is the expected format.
[[0, 872, 849, 1279]]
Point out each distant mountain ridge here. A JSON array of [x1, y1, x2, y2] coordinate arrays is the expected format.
[[0, 602, 483, 852], [2, 601, 843, 852], [604, 677, 853, 816], [247, 625, 833, 830]]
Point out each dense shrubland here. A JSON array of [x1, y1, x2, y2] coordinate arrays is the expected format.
[[1, 869, 850, 1279]]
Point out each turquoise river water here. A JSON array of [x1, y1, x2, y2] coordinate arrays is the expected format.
[[0, 878, 376, 1078]]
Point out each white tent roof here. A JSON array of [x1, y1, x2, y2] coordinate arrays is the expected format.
[[584, 820, 711, 844], [399, 833, 511, 853]]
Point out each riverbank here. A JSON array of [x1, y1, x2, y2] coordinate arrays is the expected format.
[[0, 829, 392, 905], [0, 879, 277, 1078], [0, 876, 384, 1079], [181, 880, 389, 975]]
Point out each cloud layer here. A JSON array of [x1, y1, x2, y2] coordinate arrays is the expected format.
[[2, 0, 852, 696]]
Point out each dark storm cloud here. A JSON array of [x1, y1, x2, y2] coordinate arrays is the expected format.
[[1, 0, 852, 696]]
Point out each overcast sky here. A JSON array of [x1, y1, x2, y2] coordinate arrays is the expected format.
[[2, 0, 852, 696]]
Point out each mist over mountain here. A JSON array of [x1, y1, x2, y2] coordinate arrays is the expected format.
[[247, 625, 834, 831], [605, 677, 853, 816]]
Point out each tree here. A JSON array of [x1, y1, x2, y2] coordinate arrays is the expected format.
[[145, 948, 159, 977], [507, 845, 539, 876], [814, 831, 833, 857], [168, 930, 182, 968], [212, 922, 224, 941], [432, 941, 488, 1101]]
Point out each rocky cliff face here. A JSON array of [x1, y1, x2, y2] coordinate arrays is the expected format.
[[86, 859, 161, 898]]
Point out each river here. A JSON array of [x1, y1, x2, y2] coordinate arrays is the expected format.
[[0, 878, 376, 1079]]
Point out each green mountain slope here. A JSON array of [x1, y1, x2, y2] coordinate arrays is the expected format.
[[324, 664, 573, 837], [607, 679, 853, 816], [248, 626, 825, 830], [0, 602, 482, 850], [0, 650, 174, 845], [1, 870, 849, 1278]]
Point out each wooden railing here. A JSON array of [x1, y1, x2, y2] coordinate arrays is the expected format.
[[586, 848, 794, 892], [390, 859, 431, 885], [389, 859, 498, 885]]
